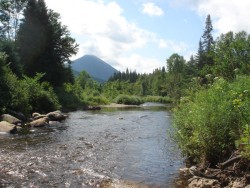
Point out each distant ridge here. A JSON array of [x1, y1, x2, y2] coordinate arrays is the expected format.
[[72, 55, 118, 82]]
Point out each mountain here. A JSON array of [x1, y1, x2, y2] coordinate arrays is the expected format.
[[71, 55, 118, 82]]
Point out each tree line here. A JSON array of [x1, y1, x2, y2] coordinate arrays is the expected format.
[[105, 14, 250, 102]]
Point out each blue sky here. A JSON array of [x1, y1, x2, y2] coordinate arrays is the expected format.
[[45, 0, 250, 73]]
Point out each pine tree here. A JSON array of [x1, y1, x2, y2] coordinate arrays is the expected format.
[[195, 14, 214, 74], [195, 39, 205, 70], [202, 14, 214, 53]]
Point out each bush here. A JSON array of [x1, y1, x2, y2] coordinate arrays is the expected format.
[[21, 75, 61, 113], [115, 94, 143, 105], [173, 76, 250, 164], [1, 65, 31, 115], [84, 95, 110, 106], [0, 60, 60, 115]]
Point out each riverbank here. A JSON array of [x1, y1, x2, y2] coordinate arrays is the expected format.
[[179, 152, 250, 187]]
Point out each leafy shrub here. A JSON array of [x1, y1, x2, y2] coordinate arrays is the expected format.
[[0, 64, 31, 115], [0, 57, 60, 115], [84, 95, 110, 106], [21, 74, 61, 113], [173, 76, 250, 164], [115, 94, 143, 105]]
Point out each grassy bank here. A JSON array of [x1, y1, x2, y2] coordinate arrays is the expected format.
[[173, 76, 250, 165]]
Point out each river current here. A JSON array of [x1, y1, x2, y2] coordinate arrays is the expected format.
[[0, 103, 183, 187]]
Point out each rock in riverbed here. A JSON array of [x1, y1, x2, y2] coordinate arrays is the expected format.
[[28, 117, 49, 127], [0, 114, 22, 125], [0, 121, 17, 134], [32, 111, 68, 122], [188, 177, 220, 188], [46, 111, 67, 121]]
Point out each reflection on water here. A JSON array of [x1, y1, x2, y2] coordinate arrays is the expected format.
[[0, 103, 183, 187]]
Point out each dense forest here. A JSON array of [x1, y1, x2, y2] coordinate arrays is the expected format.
[[0, 0, 250, 168]]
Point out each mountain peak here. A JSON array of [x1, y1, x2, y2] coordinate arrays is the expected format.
[[72, 55, 118, 82]]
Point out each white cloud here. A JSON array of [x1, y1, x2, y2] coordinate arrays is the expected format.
[[172, 0, 250, 34], [142, 3, 164, 16], [45, 0, 186, 73], [116, 54, 164, 73]]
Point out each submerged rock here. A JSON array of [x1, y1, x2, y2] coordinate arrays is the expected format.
[[0, 121, 17, 134]]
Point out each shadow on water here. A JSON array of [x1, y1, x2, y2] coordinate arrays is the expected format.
[[0, 103, 184, 187]]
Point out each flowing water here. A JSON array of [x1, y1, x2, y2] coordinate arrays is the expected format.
[[0, 103, 183, 187]]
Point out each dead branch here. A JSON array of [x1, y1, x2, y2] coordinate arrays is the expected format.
[[218, 155, 242, 170]]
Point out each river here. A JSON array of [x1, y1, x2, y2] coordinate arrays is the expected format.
[[0, 103, 183, 187]]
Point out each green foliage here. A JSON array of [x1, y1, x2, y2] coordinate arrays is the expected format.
[[76, 70, 91, 89], [0, 53, 59, 115], [21, 73, 61, 113], [0, 39, 22, 76], [84, 95, 109, 106], [56, 82, 85, 111], [115, 94, 143, 105], [173, 76, 250, 163], [213, 31, 250, 80], [165, 54, 189, 100]]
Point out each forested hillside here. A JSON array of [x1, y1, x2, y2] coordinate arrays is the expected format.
[[72, 55, 118, 82]]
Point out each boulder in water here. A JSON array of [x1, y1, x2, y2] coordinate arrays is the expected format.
[[29, 117, 49, 127], [0, 121, 17, 134], [32, 112, 47, 120], [0, 114, 22, 125], [46, 111, 67, 122]]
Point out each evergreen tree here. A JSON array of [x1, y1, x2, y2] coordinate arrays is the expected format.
[[17, 0, 78, 87], [0, 39, 22, 76], [195, 14, 214, 75], [195, 39, 205, 70], [202, 14, 214, 53], [186, 55, 198, 77]]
